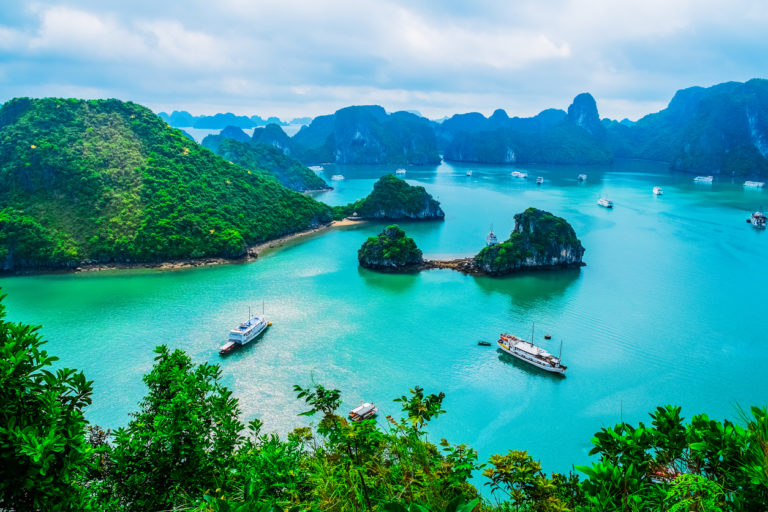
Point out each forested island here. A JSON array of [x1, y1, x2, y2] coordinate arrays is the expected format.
[[0, 98, 332, 272], [358, 224, 424, 270], [334, 174, 445, 220], [1, 290, 766, 511]]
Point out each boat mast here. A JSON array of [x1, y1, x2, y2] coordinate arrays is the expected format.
[[559, 340, 563, 360], [531, 322, 534, 343]]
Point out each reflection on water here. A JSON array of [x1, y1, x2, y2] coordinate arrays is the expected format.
[[473, 267, 582, 309], [496, 350, 568, 381]]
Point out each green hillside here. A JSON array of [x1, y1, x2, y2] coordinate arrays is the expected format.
[[205, 137, 330, 192], [0, 98, 332, 271]]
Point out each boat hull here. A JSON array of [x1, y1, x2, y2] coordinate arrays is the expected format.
[[497, 340, 566, 374]]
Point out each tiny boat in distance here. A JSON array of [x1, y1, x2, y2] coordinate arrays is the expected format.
[[466, 169, 473, 176], [511, 170, 528, 178], [308, 165, 324, 171], [219, 313, 271, 355], [478, 340, 492, 346], [331, 174, 345, 181], [653, 186, 663, 195], [749, 211, 767, 229], [694, 176, 713, 183], [598, 197, 614, 208], [536, 177, 544, 185], [486, 229, 498, 246], [577, 174, 587, 182], [349, 402, 378, 422], [744, 181, 765, 189], [395, 168, 407, 175], [498, 333, 566, 374]]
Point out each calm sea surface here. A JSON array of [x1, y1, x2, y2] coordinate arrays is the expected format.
[[2, 160, 766, 475]]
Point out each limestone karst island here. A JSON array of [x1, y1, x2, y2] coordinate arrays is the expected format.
[[1, 2, 767, 511]]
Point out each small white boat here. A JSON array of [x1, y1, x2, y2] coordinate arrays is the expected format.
[[598, 197, 613, 208], [486, 229, 498, 246], [395, 168, 407, 175], [577, 174, 587, 182], [466, 169, 473, 176], [694, 176, 713, 183], [497, 331, 566, 374], [308, 165, 324, 171], [744, 181, 765, 189], [511, 170, 528, 178], [536, 177, 544, 185], [749, 211, 767, 229], [653, 186, 663, 195], [330, 174, 345, 181], [349, 402, 378, 422]]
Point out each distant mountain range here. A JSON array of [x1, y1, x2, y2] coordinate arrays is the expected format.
[[196, 79, 768, 175], [157, 110, 289, 129]]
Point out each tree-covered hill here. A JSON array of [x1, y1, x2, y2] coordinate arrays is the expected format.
[[211, 138, 330, 192], [333, 174, 445, 220], [0, 98, 332, 271], [292, 105, 441, 165]]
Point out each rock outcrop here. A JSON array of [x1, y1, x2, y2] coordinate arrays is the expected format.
[[358, 225, 423, 270], [336, 175, 444, 220], [474, 208, 584, 275]]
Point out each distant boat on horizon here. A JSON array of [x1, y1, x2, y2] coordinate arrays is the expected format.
[[331, 174, 345, 181], [511, 170, 528, 178], [694, 175, 713, 183], [744, 181, 765, 189], [308, 165, 323, 171], [577, 174, 587, 182], [536, 177, 544, 185], [466, 169, 473, 176], [598, 197, 614, 208], [395, 168, 407, 175], [653, 186, 663, 195]]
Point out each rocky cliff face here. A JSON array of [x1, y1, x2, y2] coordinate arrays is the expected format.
[[567, 93, 605, 137], [358, 225, 423, 270], [474, 208, 584, 275]]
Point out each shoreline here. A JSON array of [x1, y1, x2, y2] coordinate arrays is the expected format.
[[361, 258, 586, 277], [2, 218, 368, 277]]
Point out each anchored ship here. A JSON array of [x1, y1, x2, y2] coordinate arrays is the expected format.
[[693, 176, 713, 183], [219, 309, 271, 355], [497, 332, 567, 374], [598, 197, 614, 208], [749, 211, 767, 229]]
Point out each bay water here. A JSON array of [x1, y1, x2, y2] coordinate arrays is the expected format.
[[2, 160, 766, 475]]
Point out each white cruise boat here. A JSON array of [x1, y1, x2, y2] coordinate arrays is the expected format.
[[349, 402, 378, 422], [219, 314, 270, 355], [694, 176, 713, 183], [536, 177, 544, 185], [653, 186, 663, 195], [744, 181, 765, 189], [395, 168, 407, 175], [497, 333, 566, 374], [511, 170, 528, 178], [466, 169, 473, 176], [598, 197, 614, 208], [749, 211, 767, 229], [577, 174, 587, 182], [330, 174, 345, 181], [308, 165, 324, 171]]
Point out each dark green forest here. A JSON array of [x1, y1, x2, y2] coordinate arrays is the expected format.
[[1, 290, 766, 511], [0, 98, 332, 271]]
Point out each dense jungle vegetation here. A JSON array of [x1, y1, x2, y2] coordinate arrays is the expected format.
[[0, 98, 332, 271]]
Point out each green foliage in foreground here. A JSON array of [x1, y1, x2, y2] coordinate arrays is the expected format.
[[333, 175, 444, 220], [0, 288, 766, 511], [0, 98, 332, 271]]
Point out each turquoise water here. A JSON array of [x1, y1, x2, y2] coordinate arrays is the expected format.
[[2, 160, 767, 475]]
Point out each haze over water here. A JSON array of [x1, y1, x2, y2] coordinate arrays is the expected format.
[[2, 160, 766, 474]]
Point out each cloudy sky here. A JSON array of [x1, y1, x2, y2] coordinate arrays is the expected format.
[[0, 1, 766, 121]]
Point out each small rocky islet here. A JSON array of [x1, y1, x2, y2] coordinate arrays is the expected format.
[[358, 208, 585, 276]]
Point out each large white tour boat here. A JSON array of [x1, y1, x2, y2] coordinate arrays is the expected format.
[[219, 313, 271, 355], [497, 332, 567, 374]]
